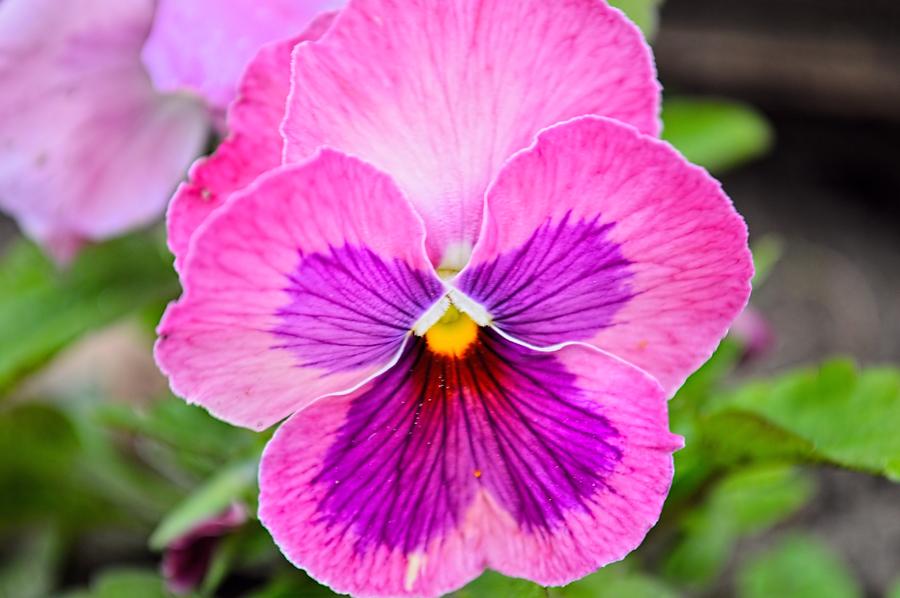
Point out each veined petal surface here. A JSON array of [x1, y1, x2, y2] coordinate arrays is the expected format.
[[167, 13, 336, 272], [142, 0, 344, 110], [284, 0, 660, 266], [456, 117, 753, 394], [0, 0, 208, 260], [156, 151, 444, 430], [260, 331, 679, 597]]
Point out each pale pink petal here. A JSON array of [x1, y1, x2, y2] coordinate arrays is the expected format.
[[142, 0, 344, 110], [0, 0, 208, 258], [259, 334, 679, 597], [156, 151, 444, 431], [167, 13, 336, 272], [284, 0, 659, 267], [456, 117, 753, 394]]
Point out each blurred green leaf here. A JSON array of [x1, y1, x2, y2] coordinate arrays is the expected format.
[[750, 236, 784, 288], [246, 573, 338, 598], [0, 232, 178, 394], [888, 578, 900, 598], [0, 403, 115, 528], [665, 465, 813, 587], [702, 360, 900, 479], [73, 569, 175, 598], [737, 535, 860, 598], [454, 571, 547, 597], [65, 401, 182, 522], [607, 0, 664, 38], [97, 397, 257, 477], [556, 562, 678, 598], [662, 97, 773, 173], [0, 527, 60, 598], [150, 460, 256, 550]]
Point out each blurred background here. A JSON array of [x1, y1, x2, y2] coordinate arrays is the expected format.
[[0, 0, 898, 596], [654, 0, 900, 594]]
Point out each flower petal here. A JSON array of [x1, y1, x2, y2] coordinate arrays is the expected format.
[[259, 331, 679, 597], [142, 0, 344, 110], [167, 13, 336, 272], [0, 0, 208, 258], [456, 116, 753, 394], [284, 0, 660, 266], [156, 151, 444, 430]]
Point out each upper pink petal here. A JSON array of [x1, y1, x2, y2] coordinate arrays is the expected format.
[[156, 150, 444, 431], [284, 0, 660, 267], [456, 117, 753, 395], [166, 13, 336, 272], [0, 0, 208, 258], [142, 0, 345, 110]]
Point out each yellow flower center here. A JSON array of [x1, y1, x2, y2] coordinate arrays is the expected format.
[[424, 305, 478, 357]]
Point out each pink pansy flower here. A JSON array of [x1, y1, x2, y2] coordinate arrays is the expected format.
[[142, 0, 345, 113], [156, 1, 752, 596], [0, 0, 208, 261]]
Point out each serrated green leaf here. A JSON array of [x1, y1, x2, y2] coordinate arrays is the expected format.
[[607, 0, 664, 38], [0, 232, 178, 393], [665, 465, 813, 587], [662, 97, 773, 173], [737, 535, 860, 598], [557, 562, 678, 598], [150, 460, 256, 550], [453, 571, 547, 598], [88, 569, 174, 598], [705, 360, 900, 477]]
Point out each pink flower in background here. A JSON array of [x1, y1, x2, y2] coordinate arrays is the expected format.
[[0, 0, 208, 261], [166, 12, 338, 272], [156, 1, 752, 595], [142, 0, 345, 113], [0, 0, 340, 261], [731, 306, 776, 365]]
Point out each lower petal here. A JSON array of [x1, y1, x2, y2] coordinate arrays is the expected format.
[[259, 331, 680, 597]]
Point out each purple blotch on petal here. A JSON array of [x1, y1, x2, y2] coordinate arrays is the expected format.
[[313, 330, 621, 554], [272, 244, 444, 373], [458, 212, 634, 345]]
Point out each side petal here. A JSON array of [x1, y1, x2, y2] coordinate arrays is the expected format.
[[259, 331, 680, 597], [456, 116, 753, 394], [284, 0, 660, 267], [0, 0, 208, 259], [155, 151, 444, 430], [141, 0, 344, 110], [167, 13, 336, 272]]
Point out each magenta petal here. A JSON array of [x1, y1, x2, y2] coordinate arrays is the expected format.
[[0, 0, 208, 258], [259, 332, 680, 597], [457, 117, 753, 394], [156, 151, 444, 431], [142, 0, 344, 110], [284, 0, 660, 266], [166, 13, 336, 272]]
